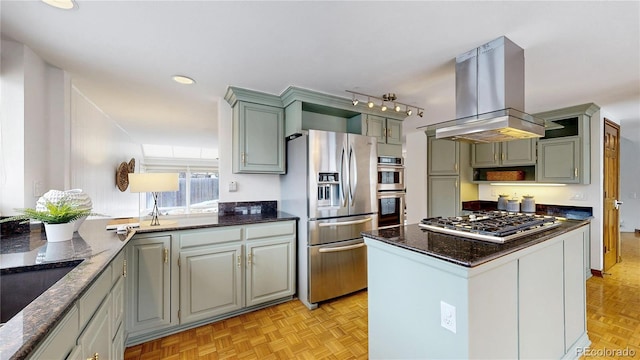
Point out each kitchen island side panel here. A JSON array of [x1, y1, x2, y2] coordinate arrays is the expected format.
[[367, 239, 519, 359]]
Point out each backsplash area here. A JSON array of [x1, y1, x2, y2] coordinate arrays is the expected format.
[[217, 201, 278, 216]]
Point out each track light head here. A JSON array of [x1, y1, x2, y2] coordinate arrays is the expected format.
[[406, 108, 413, 116], [394, 103, 401, 112], [417, 109, 424, 118], [352, 99, 359, 106], [367, 97, 374, 108], [381, 102, 387, 112]]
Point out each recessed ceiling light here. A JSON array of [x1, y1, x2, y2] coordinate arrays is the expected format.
[[42, 0, 76, 10], [172, 75, 196, 85]]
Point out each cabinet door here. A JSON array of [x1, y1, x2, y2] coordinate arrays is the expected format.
[[111, 276, 124, 341], [427, 176, 460, 217], [365, 115, 386, 144], [79, 294, 112, 360], [518, 242, 564, 359], [234, 102, 285, 174], [537, 137, 580, 183], [428, 136, 459, 175], [471, 143, 499, 167], [127, 236, 172, 333], [564, 229, 586, 351], [179, 244, 243, 323], [385, 119, 403, 145], [28, 305, 79, 360], [501, 138, 537, 166], [246, 236, 295, 307]]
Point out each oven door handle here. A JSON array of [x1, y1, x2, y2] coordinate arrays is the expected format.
[[318, 243, 365, 253], [318, 217, 372, 227]]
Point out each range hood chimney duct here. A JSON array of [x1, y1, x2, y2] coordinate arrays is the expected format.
[[435, 36, 545, 143]]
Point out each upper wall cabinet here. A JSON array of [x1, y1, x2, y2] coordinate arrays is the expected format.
[[225, 87, 285, 174], [471, 139, 537, 168], [534, 103, 599, 184]]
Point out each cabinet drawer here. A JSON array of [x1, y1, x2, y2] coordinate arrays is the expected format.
[[245, 221, 295, 240], [28, 305, 79, 360], [180, 227, 242, 249], [78, 265, 111, 328], [111, 251, 125, 285]]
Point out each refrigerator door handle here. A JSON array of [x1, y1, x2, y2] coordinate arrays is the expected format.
[[318, 243, 365, 253], [340, 147, 348, 207], [318, 217, 373, 227], [348, 146, 356, 205]]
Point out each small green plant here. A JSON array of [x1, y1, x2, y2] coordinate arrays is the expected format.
[[0, 198, 100, 224]]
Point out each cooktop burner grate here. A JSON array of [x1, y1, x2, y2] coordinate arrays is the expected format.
[[419, 211, 560, 243]]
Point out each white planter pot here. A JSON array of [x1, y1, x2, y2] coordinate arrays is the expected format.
[[44, 222, 74, 242]]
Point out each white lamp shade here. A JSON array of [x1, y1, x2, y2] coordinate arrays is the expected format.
[[128, 173, 179, 193]]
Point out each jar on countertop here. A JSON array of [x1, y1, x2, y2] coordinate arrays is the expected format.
[[522, 195, 536, 213], [497, 194, 509, 210], [506, 199, 520, 213]]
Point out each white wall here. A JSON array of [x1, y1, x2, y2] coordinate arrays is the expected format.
[[405, 131, 428, 224], [70, 88, 141, 217], [217, 100, 281, 202], [620, 119, 640, 232], [0, 39, 26, 215], [0, 39, 67, 214]]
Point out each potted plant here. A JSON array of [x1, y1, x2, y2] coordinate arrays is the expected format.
[[0, 198, 101, 242]]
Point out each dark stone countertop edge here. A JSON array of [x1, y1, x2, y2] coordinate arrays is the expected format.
[[0, 212, 298, 360], [362, 219, 591, 268]]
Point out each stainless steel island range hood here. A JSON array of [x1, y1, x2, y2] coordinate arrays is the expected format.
[[434, 36, 545, 143]]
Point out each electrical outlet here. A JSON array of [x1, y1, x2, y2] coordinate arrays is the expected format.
[[229, 181, 238, 192], [33, 180, 43, 197], [440, 301, 456, 333]]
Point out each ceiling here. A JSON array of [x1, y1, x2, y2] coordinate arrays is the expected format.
[[2, 1, 639, 149]]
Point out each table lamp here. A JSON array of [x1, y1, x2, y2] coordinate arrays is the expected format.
[[128, 173, 179, 226]]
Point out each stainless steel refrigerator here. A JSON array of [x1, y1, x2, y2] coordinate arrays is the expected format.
[[281, 129, 377, 309]]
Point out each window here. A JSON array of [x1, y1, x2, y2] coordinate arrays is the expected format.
[[140, 169, 219, 217], [139, 144, 219, 217]]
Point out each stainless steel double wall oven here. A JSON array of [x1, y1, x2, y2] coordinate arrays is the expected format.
[[376, 156, 405, 229], [281, 130, 377, 309]]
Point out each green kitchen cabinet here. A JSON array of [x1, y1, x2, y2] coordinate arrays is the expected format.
[[428, 136, 460, 175], [78, 292, 112, 360], [471, 139, 537, 168], [427, 176, 461, 217], [534, 103, 598, 184], [426, 135, 477, 217], [244, 221, 295, 306], [179, 243, 243, 323], [126, 235, 174, 335], [364, 115, 402, 145], [537, 137, 581, 183], [225, 86, 286, 174]]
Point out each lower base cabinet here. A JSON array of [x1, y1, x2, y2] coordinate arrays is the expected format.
[[28, 250, 126, 360], [125, 220, 296, 345]]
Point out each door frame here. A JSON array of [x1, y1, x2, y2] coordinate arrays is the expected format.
[[603, 118, 621, 272]]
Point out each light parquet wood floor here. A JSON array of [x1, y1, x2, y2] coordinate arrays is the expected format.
[[125, 232, 640, 360], [583, 232, 640, 359]]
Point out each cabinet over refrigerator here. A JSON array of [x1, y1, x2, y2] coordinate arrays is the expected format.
[[281, 129, 377, 309]]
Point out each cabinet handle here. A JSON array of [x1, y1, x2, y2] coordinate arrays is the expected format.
[[163, 248, 169, 264], [501, 153, 505, 161], [247, 253, 252, 266], [574, 167, 578, 177], [455, 180, 458, 188], [237, 255, 241, 267], [123, 259, 127, 278], [454, 163, 458, 171], [383, 128, 387, 138], [241, 152, 246, 165], [387, 128, 391, 137], [87, 353, 99, 360]]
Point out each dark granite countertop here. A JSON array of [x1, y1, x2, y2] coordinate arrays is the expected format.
[[362, 219, 590, 268], [0, 211, 297, 360]]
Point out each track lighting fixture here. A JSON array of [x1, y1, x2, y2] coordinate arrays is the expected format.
[[346, 90, 424, 118]]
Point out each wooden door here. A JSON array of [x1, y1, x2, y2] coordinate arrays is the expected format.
[[603, 119, 621, 271]]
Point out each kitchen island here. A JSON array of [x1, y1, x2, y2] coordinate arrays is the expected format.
[[362, 219, 591, 359], [0, 211, 297, 360]]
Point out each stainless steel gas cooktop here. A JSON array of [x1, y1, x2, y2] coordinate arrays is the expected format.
[[419, 211, 560, 243]]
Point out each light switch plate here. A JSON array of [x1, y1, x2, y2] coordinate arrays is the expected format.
[[229, 181, 237, 192]]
